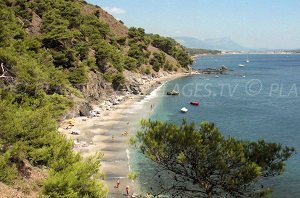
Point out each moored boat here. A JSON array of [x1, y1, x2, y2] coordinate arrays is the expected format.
[[180, 107, 188, 113], [167, 90, 179, 95], [190, 101, 200, 105]]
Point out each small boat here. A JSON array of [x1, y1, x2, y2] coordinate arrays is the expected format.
[[180, 107, 188, 113], [167, 90, 179, 95], [246, 55, 250, 63], [190, 101, 200, 106], [238, 64, 245, 67], [215, 75, 219, 78]]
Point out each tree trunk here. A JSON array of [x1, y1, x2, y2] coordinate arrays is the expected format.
[[205, 185, 213, 198]]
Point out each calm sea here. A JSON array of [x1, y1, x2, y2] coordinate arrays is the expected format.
[[131, 54, 300, 197]]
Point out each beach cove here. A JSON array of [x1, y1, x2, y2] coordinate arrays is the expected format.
[[58, 54, 300, 197], [59, 72, 190, 197]]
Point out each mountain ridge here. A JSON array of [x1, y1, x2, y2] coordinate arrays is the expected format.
[[174, 36, 249, 51]]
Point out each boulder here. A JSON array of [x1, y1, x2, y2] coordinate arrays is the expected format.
[[79, 103, 92, 116], [130, 84, 141, 95]]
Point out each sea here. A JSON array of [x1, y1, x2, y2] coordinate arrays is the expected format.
[[130, 54, 300, 197]]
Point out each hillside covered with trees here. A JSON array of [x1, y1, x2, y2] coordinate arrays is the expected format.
[[187, 48, 222, 56], [0, 0, 192, 197]]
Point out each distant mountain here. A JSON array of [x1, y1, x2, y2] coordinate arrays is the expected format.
[[203, 37, 247, 51], [173, 37, 215, 49], [174, 36, 249, 51]]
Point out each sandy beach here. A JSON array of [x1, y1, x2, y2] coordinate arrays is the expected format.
[[59, 72, 189, 197]]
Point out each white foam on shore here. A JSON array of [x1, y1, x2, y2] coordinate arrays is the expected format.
[[143, 84, 164, 101], [124, 83, 165, 114], [123, 83, 167, 186], [127, 148, 137, 183], [126, 149, 131, 172]]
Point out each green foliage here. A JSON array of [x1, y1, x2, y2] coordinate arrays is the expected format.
[[68, 64, 88, 84], [150, 52, 166, 72], [112, 72, 125, 90], [135, 120, 295, 197], [128, 27, 146, 42], [115, 36, 127, 46], [151, 34, 176, 55], [41, 8, 81, 48], [244, 140, 295, 177], [144, 68, 151, 75], [163, 61, 173, 71], [187, 48, 221, 55], [0, 150, 18, 184], [94, 40, 125, 72], [149, 34, 193, 67], [111, 51, 124, 72], [128, 43, 147, 66], [0, 7, 25, 47], [43, 153, 107, 198], [173, 48, 193, 67], [0, 1, 192, 196], [257, 188, 273, 198], [128, 171, 138, 181], [0, 91, 107, 196], [102, 71, 113, 82], [80, 15, 110, 40], [124, 56, 138, 71]]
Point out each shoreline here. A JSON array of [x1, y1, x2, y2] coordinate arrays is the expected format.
[[59, 72, 190, 197]]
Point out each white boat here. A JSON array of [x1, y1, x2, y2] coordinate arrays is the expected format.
[[215, 75, 219, 78], [238, 64, 245, 67], [246, 55, 250, 63], [180, 107, 188, 113]]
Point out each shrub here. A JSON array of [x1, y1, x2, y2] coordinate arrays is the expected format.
[[128, 171, 138, 181], [112, 73, 125, 90], [124, 56, 137, 71], [0, 151, 17, 184], [145, 68, 151, 75], [68, 64, 88, 84], [43, 153, 107, 198]]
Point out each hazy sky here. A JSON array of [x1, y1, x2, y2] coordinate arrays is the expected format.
[[87, 0, 300, 49]]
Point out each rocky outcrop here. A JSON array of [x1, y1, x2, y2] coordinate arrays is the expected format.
[[81, 71, 113, 103], [129, 84, 142, 95], [79, 103, 92, 116], [194, 66, 230, 74]]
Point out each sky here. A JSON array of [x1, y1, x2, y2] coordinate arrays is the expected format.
[[87, 0, 300, 49]]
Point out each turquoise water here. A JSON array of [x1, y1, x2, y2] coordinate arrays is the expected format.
[[132, 54, 300, 197]]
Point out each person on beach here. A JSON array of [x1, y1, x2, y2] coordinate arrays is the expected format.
[[126, 186, 130, 196], [112, 135, 115, 142], [114, 178, 120, 188]]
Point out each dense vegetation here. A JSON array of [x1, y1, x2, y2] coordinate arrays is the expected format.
[[149, 34, 193, 68], [133, 120, 295, 198], [0, 0, 192, 196], [187, 48, 222, 56], [126, 28, 193, 72]]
